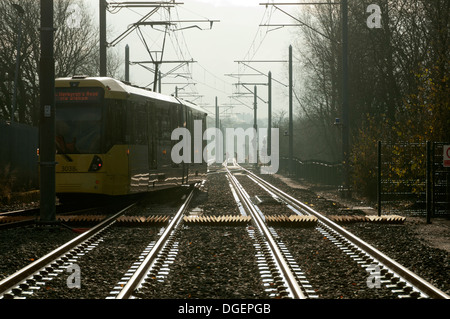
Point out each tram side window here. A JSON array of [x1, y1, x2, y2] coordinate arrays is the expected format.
[[193, 111, 206, 164], [128, 100, 148, 145], [155, 104, 172, 166], [158, 105, 171, 140], [170, 104, 178, 129], [105, 100, 126, 151]]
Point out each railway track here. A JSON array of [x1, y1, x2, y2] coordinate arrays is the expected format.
[[0, 199, 134, 230], [231, 164, 449, 299], [0, 208, 38, 229], [0, 202, 137, 299], [0, 185, 199, 299], [0, 166, 447, 300], [225, 166, 314, 299], [112, 184, 198, 299]]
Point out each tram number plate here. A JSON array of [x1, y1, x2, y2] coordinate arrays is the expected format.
[[61, 166, 78, 172]]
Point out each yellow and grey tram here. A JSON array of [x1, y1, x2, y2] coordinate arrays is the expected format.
[[54, 76, 207, 201]]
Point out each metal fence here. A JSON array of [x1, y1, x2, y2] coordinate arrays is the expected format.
[[280, 157, 342, 186], [430, 142, 450, 218], [0, 120, 39, 192], [377, 141, 450, 220]]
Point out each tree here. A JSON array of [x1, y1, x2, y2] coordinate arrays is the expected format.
[[0, 0, 122, 125], [290, 0, 449, 198]]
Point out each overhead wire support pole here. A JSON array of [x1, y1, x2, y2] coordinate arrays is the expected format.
[[268, 71, 272, 159], [289, 45, 293, 176], [125, 44, 130, 82], [215, 96, 222, 164], [254, 86, 258, 167], [99, 0, 107, 76], [39, 0, 56, 223], [341, 0, 350, 196]]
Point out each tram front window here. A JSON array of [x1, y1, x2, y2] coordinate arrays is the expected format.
[[56, 104, 102, 154]]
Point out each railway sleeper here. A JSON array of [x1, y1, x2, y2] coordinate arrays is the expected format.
[[183, 215, 252, 225], [264, 214, 405, 226], [56, 215, 170, 227]]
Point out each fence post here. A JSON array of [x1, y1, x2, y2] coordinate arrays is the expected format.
[[377, 141, 381, 216], [426, 141, 432, 224], [431, 142, 435, 218]]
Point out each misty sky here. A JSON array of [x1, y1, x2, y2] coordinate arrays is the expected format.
[[87, 0, 298, 120]]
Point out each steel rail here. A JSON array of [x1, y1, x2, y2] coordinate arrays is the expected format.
[[0, 202, 137, 296], [0, 206, 110, 229], [243, 168, 450, 299], [115, 184, 198, 299], [226, 167, 306, 299]]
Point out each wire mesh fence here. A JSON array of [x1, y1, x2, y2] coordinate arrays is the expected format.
[[0, 120, 39, 195], [280, 157, 342, 186], [431, 142, 450, 217], [377, 141, 450, 219]]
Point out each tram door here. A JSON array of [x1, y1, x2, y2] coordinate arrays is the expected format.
[[148, 102, 157, 169]]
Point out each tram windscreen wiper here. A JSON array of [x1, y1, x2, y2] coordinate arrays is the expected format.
[[56, 135, 73, 162]]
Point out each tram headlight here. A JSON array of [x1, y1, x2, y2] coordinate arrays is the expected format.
[[88, 155, 103, 172]]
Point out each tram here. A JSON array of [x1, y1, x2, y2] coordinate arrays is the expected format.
[[54, 76, 207, 201]]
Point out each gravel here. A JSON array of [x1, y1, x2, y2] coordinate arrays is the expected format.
[[135, 225, 268, 299], [28, 227, 160, 299], [0, 169, 448, 299], [254, 173, 450, 297]]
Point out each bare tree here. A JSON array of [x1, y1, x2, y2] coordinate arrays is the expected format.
[[289, 0, 448, 196], [0, 0, 122, 125]]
